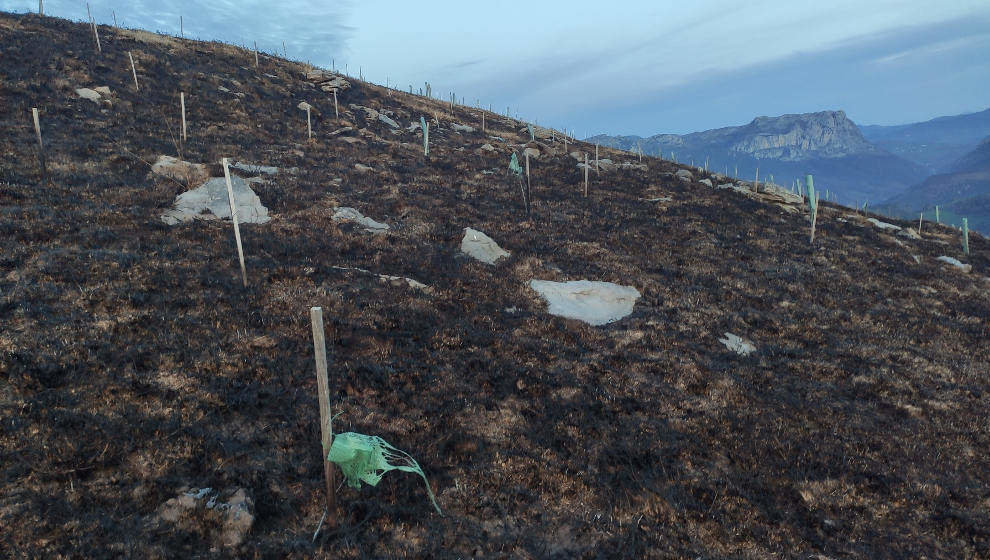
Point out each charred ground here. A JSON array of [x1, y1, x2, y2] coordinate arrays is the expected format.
[[1, 12, 988, 559]]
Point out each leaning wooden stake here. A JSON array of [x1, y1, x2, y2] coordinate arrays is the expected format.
[[128, 52, 139, 91], [90, 16, 102, 53], [32, 108, 46, 180], [332, 90, 339, 119], [309, 307, 337, 518], [754, 167, 760, 193], [584, 153, 589, 198], [222, 158, 248, 287], [180, 92, 187, 142], [306, 105, 312, 140], [254, 41, 259, 68], [918, 213, 924, 236]]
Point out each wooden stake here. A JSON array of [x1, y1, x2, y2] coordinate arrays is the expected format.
[[481, 112, 485, 132], [306, 106, 312, 140], [525, 151, 531, 213], [112, 11, 117, 28], [309, 307, 337, 517], [32, 108, 46, 180], [222, 158, 248, 287], [180, 92, 187, 142], [918, 213, 923, 236], [128, 52, 139, 91], [283, 41, 287, 58], [180, 15, 183, 38], [810, 194, 820, 244], [332, 90, 338, 119], [595, 143, 600, 174], [254, 41, 259, 68], [584, 153, 589, 198], [935, 206, 940, 223], [39, 0, 43, 15], [88, 9, 102, 54]]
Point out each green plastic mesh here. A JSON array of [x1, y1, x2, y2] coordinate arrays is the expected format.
[[327, 431, 442, 515], [509, 152, 523, 176]]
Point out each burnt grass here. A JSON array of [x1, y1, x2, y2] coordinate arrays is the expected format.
[[1, 12, 989, 560]]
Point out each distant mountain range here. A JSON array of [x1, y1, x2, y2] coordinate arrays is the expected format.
[[860, 108, 990, 174], [588, 108, 990, 214], [879, 135, 990, 232], [586, 110, 929, 207]]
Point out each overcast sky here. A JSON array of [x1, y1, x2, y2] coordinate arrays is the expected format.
[[5, 1, 990, 136]]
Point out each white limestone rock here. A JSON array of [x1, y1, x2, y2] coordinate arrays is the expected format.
[[461, 228, 510, 265], [936, 256, 972, 273], [161, 176, 271, 225], [529, 280, 640, 326], [332, 207, 389, 233], [719, 333, 756, 356]]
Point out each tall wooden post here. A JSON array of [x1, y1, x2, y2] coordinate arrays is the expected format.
[[525, 151, 531, 213], [129, 52, 139, 91], [306, 106, 312, 140], [310, 307, 337, 517], [180, 92, 187, 142], [332, 90, 339, 119], [222, 158, 248, 287], [584, 154, 589, 198], [32, 108, 46, 180]]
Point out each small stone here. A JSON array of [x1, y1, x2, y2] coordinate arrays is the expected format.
[[75, 88, 102, 103], [94, 86, 112, 97], [523, 147, 540, 159], [378, 113, 400, 128], [719, 333, 756, 356], [332, 207, 389, 233], [452, 123, 475, 133], [461, 228, 510, 265], [936, 256, 971, 273], [480, 143, 495, 152], [354, 163, 374, 173]]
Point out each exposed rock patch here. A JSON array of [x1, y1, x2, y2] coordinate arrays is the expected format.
[[332, 207, 389, 233], [161, 176, 270, 225], [529, 280, 640, 326], [461, 228, 510, 265]]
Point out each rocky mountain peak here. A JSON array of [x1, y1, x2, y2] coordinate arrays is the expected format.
[[730, 110, 878, 161]]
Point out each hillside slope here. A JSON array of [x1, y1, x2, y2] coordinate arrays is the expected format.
[[861, 108, 990, 174], [1, 12, 988, 559], [880, 136, 990, 232], [588, 111, 929, 207]]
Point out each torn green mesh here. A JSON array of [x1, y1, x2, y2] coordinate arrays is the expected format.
[[327, 431, 442, 515], [509, 152, 523, 176]]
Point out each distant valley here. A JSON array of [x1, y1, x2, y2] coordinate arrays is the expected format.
[[589, 107, 990, 224]]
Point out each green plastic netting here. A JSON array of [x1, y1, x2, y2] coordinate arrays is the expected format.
[[327, 430, 442, 515], [509, 152, 523, 176]]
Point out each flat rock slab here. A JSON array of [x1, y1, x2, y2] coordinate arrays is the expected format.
[[529, 280, 640, 326], [867, 218, 902, 231], [75, 87, 102, 103], [332, 207, 389, 233], [161, 176, 271, 225], [151, 155, 210, 185], [937, 256, 972, 273], [452, 124, 475, 133], [231, 161, 279, 175], [719, 333, 756, 356], [461, 228, 510, 265]]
